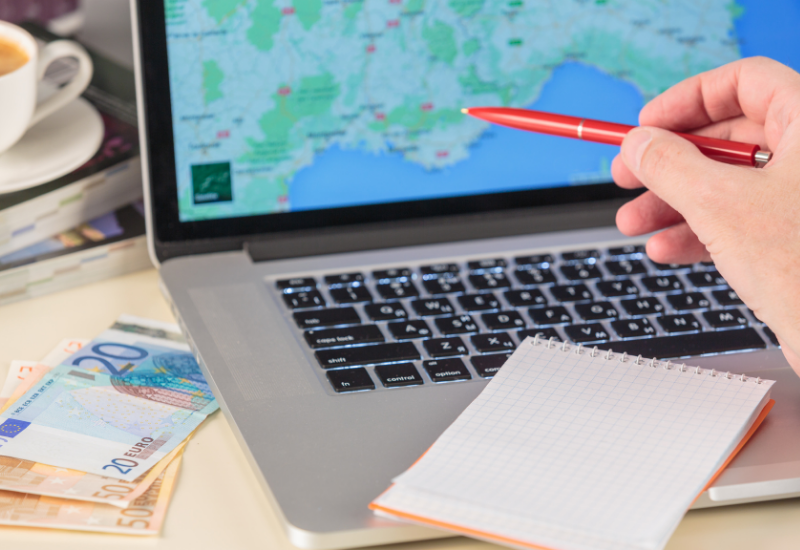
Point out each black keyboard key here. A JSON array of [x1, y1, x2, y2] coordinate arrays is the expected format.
[[294, 307, 361, 329], [364, 302, 408, 321], [518, 328, 560, 342], [458, 293, 500, 311], [482, 311, 526, 330], [703, 309, 749, 328], [327, 368, 375, 392], [412, 297, 456, 317], [650, 262, 691, 272], [620, 297, 665, 316], [374, 363, 424, 388], [469, 272, 511, 290], [304, 325, 384, 348], [420, 263, 460, 277], [574, 301, 619, 321], [610, 328, 766, 359], [611, 317, 657, 338], [596, 280, 640, 298], [549, 284, 593, 303], [373, 268, 411, 281], [514, 254, 554, 267], [504, 289, 547, 307], [514, 267, 557, 286], [276, 277, 316, 291], [467, 258, 506, 271], [604, 260, 648, 276], [423, 277, 466, 295], [435, 314, 479, 335], [329, 285, 373, 304], [423, 337, 469, 357], [560, 264, 602, 281], [471, 332, 516, 353], [471, 353, 512, 378], [562, 249, 600, 262], [423, 358, 472, 382], [324, 273, 364, 286], [713, 288, 744, 306], [376, 280, 419, 299], [641, 275, 684, 293], [529, 306, 572, 325], [686, 271, 726, 288], [283, 290, 326, 309], [387, 320, 433, 340], [763, 326, 780, 346], [666, 292, 711, 311], [563, 323, 611, 343], [657, 313, 701, 334], [315, 342, 420, 368], [607, 245, 645, 257]]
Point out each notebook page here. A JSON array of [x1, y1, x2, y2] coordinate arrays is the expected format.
[[379, 339, 773, 550]]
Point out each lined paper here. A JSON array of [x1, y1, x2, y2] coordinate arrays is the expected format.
[[373, 339, 773, 550]]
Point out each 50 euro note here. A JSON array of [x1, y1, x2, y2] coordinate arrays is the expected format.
[[0, 315, 217, 482], [0, 451, 183, 534]]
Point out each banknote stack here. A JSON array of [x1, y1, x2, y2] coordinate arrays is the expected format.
[[0, 315, 218, 535]]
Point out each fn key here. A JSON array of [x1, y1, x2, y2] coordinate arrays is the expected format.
[[327, 368, 375, 392]]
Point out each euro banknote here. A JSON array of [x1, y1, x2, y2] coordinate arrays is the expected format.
[[0, 316, 217, 481], [0, 451, 182, 534], [0, 361, 37, 410], [0, 338, 186, 507]]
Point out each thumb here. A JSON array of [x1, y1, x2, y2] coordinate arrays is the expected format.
[[620, 127, 738, 221]]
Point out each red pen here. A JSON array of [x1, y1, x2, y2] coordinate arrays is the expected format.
[[462, 107, 773, 168]]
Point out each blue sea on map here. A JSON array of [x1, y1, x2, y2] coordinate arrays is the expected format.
[[288, 0, 800, 212]]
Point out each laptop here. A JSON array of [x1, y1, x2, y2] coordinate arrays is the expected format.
[[130, 0, 800, 547]]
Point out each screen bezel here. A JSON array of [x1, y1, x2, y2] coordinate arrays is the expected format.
[[136, 0, 638, 260]]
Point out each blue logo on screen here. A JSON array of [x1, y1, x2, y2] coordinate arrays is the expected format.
[[0, 419, 31, 438]]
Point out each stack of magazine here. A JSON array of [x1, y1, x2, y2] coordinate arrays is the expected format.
[[0, 23, 150, 306]]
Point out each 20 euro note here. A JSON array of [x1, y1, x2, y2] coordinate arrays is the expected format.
[[0, 316, 217, 481], [0, 451, 183, 534], [0, 337, 186, 507]]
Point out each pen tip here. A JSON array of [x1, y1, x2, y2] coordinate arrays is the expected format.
[[461, 108, 469, 114]]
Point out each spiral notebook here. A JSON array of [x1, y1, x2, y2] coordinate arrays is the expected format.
[[370, 337, 775, 550]]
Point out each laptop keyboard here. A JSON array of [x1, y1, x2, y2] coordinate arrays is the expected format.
[[274, 245, 778, 393]]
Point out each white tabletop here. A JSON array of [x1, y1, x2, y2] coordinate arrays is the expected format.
[[0, 269, 799, 550]]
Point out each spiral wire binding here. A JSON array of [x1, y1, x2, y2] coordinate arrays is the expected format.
[[527, 335, 763, 383]]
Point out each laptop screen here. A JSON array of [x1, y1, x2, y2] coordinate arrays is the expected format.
[[147, 0, 800, 239]]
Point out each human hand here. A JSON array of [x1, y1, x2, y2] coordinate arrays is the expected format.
[[611, 57, 800, 373]]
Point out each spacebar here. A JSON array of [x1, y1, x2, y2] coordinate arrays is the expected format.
[[609, 328, 766, 359]]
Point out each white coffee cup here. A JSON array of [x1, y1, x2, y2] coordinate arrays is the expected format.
[[0, 21, 93, 155]]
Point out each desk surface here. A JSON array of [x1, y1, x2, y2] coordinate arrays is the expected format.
[[1, 269, 799, 550]]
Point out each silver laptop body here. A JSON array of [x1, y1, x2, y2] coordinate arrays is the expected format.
[[131, 1, 800, 548]]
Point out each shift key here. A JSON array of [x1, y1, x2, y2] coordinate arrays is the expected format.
[[315, 342, 420, 368]]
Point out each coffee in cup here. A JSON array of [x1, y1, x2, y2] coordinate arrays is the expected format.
[[0, 36, 29, 77], [0, 21, 93, 155]]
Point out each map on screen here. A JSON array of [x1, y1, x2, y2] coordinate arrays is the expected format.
[[163, 0, 790, 222]]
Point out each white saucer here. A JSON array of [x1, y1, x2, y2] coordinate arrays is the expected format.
[[0, 98, 104, 194]]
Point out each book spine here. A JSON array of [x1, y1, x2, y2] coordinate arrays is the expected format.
[[0, 158, 142, 257], [0, 235, 151, 306]]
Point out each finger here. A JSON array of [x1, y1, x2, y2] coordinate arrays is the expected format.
[[611, 154, 643, 189], [646, 222, 712, 265], [620, 127, 745, 225], [689, 116, 768, 148], [616, 191, 684, 236], [640, 57, 800, 148]]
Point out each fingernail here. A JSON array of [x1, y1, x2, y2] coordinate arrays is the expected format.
[[622, 128, 653, 173]]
